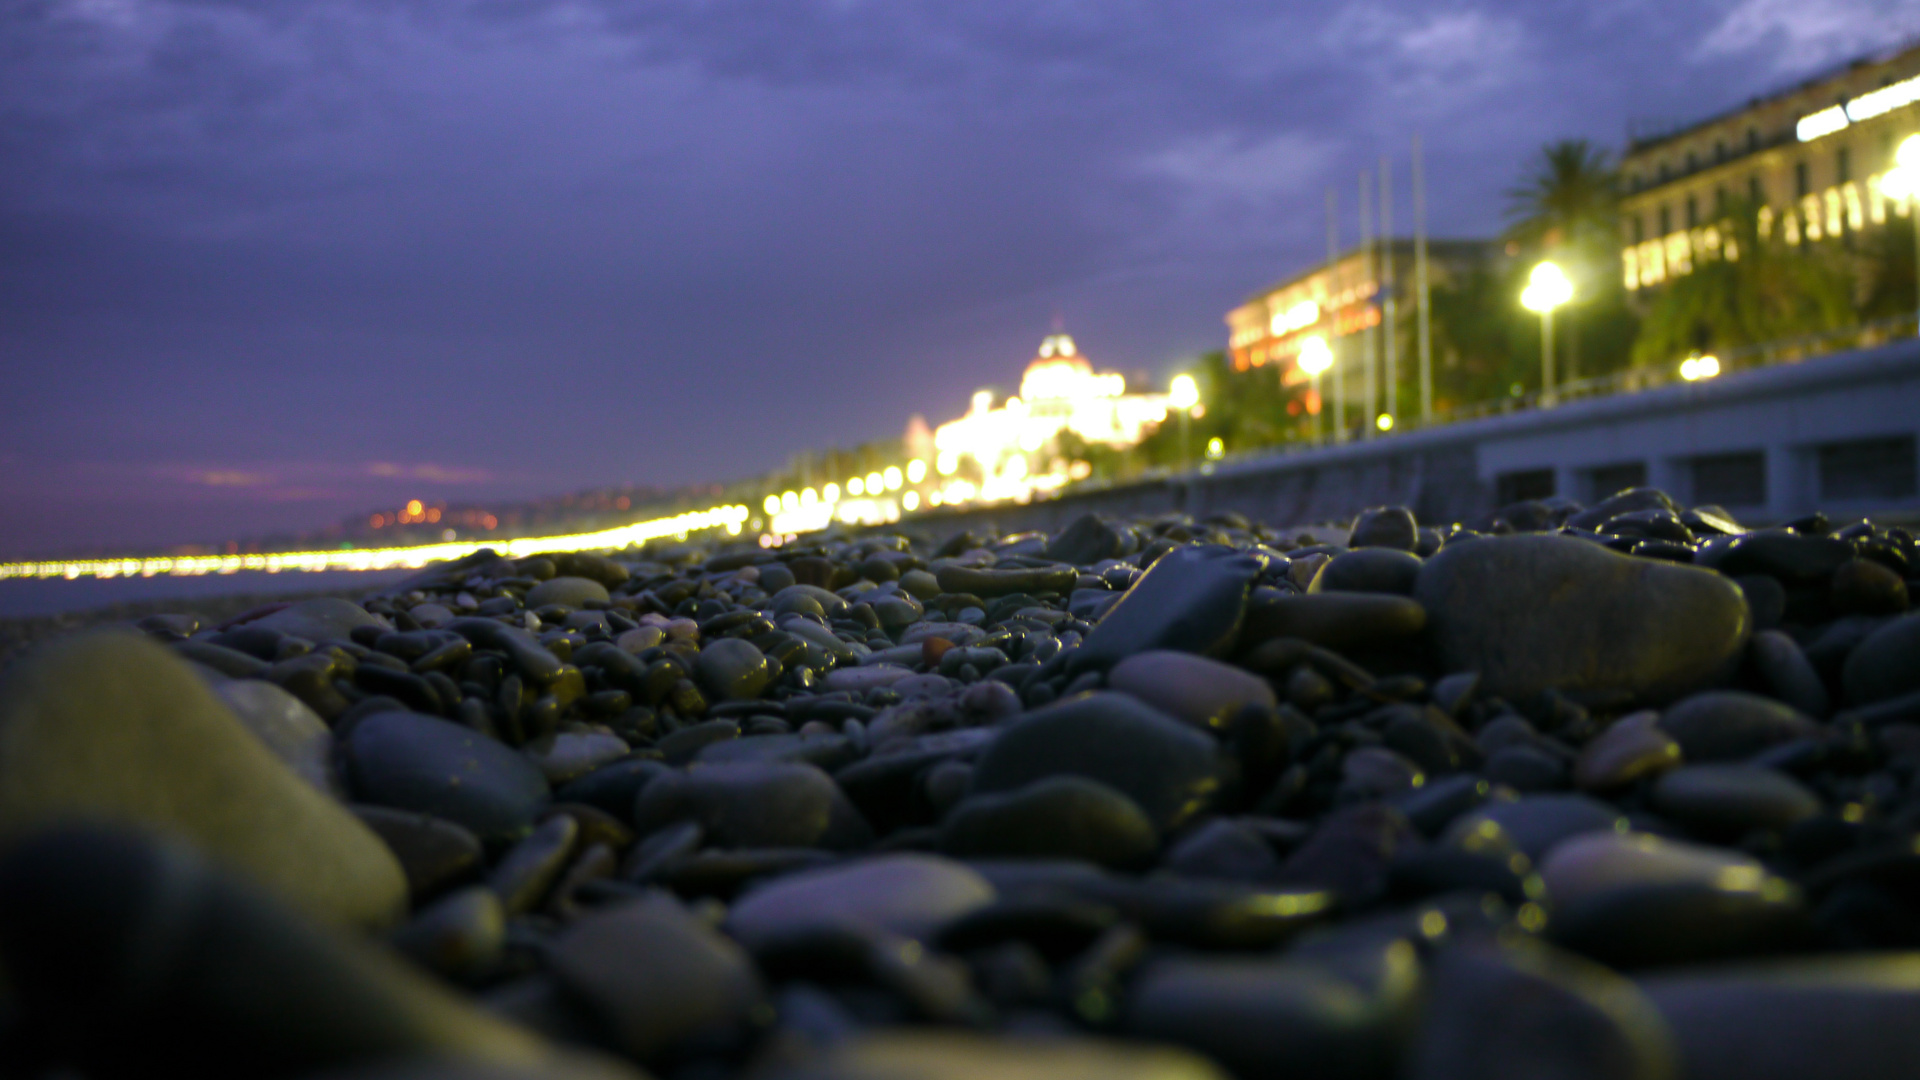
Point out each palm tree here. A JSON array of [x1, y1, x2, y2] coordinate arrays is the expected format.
[[1503, 139, 1620, 254]]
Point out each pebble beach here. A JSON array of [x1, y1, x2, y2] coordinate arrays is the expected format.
[[3, 488, 1919, 1080]]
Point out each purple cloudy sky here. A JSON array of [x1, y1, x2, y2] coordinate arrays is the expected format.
[[3, 0, 1916, 558]]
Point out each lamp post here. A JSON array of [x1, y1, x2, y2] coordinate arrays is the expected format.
[[1298, 336, 1333, 443], [1882, 134, 1920, 337], [1520, 261, 1574, 405], [1169, 374, 1200, 472]]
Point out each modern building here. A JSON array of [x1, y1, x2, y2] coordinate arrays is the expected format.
[[1620, 38, 1920, 292], [931, 333, 1173, 506], [1224, 239, 1495, 418]]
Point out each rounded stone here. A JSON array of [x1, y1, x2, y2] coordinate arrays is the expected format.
[[1414, 534, 1750, 707], [1313, 548, 1423, 596], [1107, 650, 1278, 730], [210, 677, 346, 798], [1841, 614, 1920, 706], [939, 776, 1158, 869], [1659, 692, 1820, 763], [0, 632, 407, 930], [1648, 765, 1822, 838], [548, 893, 764, 1061], [771, 1031, 1229, 1080], [694, 638, 775, 702], [343, 710, 552, 846], [524, 576, 610, 610], [249, 597, 392, 644], [968, 691, 1225, 833], [1349, 506, 1420, 551], [632, 761, 872, 850], [1574, 713, 1682, 792], [726, 854, 996, 950]]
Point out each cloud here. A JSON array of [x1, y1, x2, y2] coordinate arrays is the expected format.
[[1699, 0, 1920, 72], [365, 462, 495, 483], [191, 469, 271, 487]]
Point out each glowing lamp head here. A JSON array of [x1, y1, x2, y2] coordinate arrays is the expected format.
[[1206, 437, 1225, 459], [1169, 374, 1200, 410], [1883, 135, 1920, 200], [763, 495, 780, 515], [1679, 354, 1721, 381], [906, 459, 927, 483], [1297, 336, 1333, 376], [1521, 261, 1574, 313], [1376, 413, 1395, 432], [883, 466, 903, 491]]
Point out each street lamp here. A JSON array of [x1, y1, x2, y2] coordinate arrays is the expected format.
[[1297, 336, 1333, 442], [1169, 374, 1200, 471], [1520, 260, 1574, 405], [1882, 134, 1920, 337]]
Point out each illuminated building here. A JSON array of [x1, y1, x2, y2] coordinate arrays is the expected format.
[[930, 333, 1173, 506], [1225, 241, 1493, 398], [1620, 39, 1920, 291]]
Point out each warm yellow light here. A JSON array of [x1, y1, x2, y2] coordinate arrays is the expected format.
[[406, 499, 424, 518], [902, 491, 920, 511], [780, 491, 799, 512], [882, 466, 903, 491], [1169, 374, 1200, 410], [1679, 354, 1721, 381], [1883, 135, 1920, 200], [866, 471, 883, 492], [823, 482, 840, 503], [848, 476, 865, 496], [906, 459, 927, 483], [1297, 335, 1333, 376], [1521, 261, 1573, 313], [763, 494, 780, 515], [1376, 413, 1394, 431], [937, 452, 959, 475], [1269, 299, 1320, 336], [1206, 437, 1225, 459], [800, 487, 818, 507]]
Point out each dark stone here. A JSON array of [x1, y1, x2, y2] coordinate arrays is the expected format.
[[1416, 535, 1750, 707], [352, 805, 485, 901], [1748, 631, 1830, 716], [633, 761, 872, 850], [1842, 614, 1920, 706], [1072, 544, 1267, 670], [1660, 691, 1820, 763], [940, 776, 1157, 870], [968, 691, 1225, 832], [524, 576, 610, 610], [1444, 794, 1626, 864], [1107, 650, 1277, 730], [1349, 506, 1420, 551], [1046, 513, 1127, 565], [547, 892, 764, 1060], [1315, 548, 1423, 596], [1698, 530, 1855, 585], [1647, 765, 1822, 838], [1125, 940, 1422, 1080], [1831, 558, 1909, 616], [933, 565, 1078, 598], [1406, 938, 1678, 1080], [343, 710, 551, 846], [1241, 592, 1427, 651]]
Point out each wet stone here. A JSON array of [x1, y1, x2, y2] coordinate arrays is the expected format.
[[726, 854, 996, 950], [695, 638, 775, 702], [1072, 544, 1267, 670], [1841, 613, 1920, 706], [1348, 506, 1419, 551], [633, 761, 872, 850], [1314, 547, 1423, 596], [1574, 712, 1682, 792]]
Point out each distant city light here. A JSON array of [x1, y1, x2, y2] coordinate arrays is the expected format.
[[866, 471, 883, 492], [780, 491, 799, 512], [882, 466, 903, 491], [1169, 374, 1200, 410], [848, 476, 866, 496], [823, 482, 840, 503], [1679, 354, 1721, 381], [763, 494, 780, 514], [906, 459, 927, 483], [0, 504, 751, 582], [1883, 134, 1920, 200], [936, 452, 959, 475], [1206, 437, 1225, 459], [800, 487, 818, 507], [903, 491, 920, 511], [1376, 413, 1395, 431], [1796, 104, 1850, 143]]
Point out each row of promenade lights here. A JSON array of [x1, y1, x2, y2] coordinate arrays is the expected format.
[[1268, 135, 1920, 449]]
